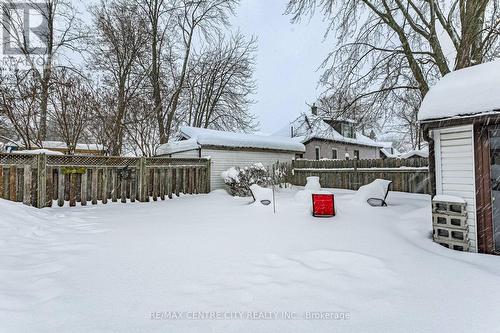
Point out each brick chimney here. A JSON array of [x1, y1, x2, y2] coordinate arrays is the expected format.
[[311, 103, 318, 116]]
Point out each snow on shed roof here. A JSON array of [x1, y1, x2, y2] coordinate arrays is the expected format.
[[156, 138, 200, 155], [418, 59, 500, 121], [157, 126, 305, 155]]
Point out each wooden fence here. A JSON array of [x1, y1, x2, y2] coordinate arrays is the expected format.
[[0, 153, 211, 208], [291, 158, 431, 194]]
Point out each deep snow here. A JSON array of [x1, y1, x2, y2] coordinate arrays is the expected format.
[[1, 189, 500, 332], [418, 59, 500, 121]]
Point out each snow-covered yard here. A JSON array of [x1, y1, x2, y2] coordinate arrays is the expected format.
[[2, 188, 500, 332]]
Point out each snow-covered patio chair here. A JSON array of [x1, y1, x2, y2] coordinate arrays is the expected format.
[[352, 179, 392, 207], [249, 184, 274, 206]]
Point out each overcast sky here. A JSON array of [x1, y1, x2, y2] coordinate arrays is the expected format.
[[231, 1, 332, 134]]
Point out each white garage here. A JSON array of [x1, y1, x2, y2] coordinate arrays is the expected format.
[[156, 127, 305, 190]]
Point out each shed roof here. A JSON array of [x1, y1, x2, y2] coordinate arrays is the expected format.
[[418, 59, 500, 121], [157, 126, 306, 155]]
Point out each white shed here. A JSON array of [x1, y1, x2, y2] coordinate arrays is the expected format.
[[419, 59, 500, 254], [156, 127, 305, 190]]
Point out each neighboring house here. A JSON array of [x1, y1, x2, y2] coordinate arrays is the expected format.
[[400, 149, 428, 159], [274, 105, 384, 160], [379, 141, 401, 159], [419, 59, 500, 254], [156, 126, 305, 190], [14, 141, 106, 156]]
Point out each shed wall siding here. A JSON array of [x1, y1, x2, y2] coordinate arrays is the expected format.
[[200, 149, 296, 190], [168, 150, 199, 158], [303, 140, 380, 160], [434, 125, 477, 252]]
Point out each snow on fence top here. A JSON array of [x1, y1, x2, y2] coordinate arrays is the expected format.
[[158, 126, 306, 155], [418, 59, 500, 121]]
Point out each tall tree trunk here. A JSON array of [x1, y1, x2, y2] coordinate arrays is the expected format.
[[151, 21, 166, 144], [111, 80, 127, 156], [38, 2, 55, 141], [164, 26, 194, 142], [455, 0, 488, 69]]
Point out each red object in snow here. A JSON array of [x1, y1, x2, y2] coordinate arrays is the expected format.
[[312, 194, 335, 217]]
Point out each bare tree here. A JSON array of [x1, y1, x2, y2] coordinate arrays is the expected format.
[[163, 0, 239, 142], [183, 33, 258, 132], [0, 71, 42, 149], [1, 0, 86, 141], [286, 0, 500, 147], [89, 0, 148, 155], [123, 97, 160, 156], [49, 70, 96, 154], [135, 0, 176, 144]]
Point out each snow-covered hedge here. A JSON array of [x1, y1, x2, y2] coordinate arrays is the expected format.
[[222, 163, 273, 197]]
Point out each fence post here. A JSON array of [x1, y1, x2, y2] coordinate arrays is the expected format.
[[138, 157, 148, 202], [36, 153, 47, 208], [23, 165, 31, 205], [205, 158, 211, 193]]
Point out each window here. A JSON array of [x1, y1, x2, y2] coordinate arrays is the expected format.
[[354, 150, 360, 160], [315, 146, 320, 160], [332, 149, 338, 160], [341, 123, 355, 139]]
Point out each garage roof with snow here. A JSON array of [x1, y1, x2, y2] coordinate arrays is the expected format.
[[157, 126, 306, 155], [418, 59, 500, 121]]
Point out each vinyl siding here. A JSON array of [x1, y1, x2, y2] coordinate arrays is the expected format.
[[434, 125, 477, 252], [169, 149, 199, 158], [200, 149, 297, 190]]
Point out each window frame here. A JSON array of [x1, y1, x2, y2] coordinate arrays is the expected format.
[[331, 148, 338, 160], [354, 150, 360, 160]]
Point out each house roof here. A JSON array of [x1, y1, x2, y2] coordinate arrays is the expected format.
[[273, 113, 385, 148], [400, 149, 429, 159], [380, 148, 396, 158], [378, 141, 394, 149], [157, 126, 306, 155], [418, 59, 500, 121]]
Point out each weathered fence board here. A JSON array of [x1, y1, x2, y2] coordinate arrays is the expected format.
[[0, 153, 211, 208], [291, 158, 431, 194]]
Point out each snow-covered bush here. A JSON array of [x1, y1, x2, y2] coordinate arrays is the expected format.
[[222, 163, 273, 196]]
